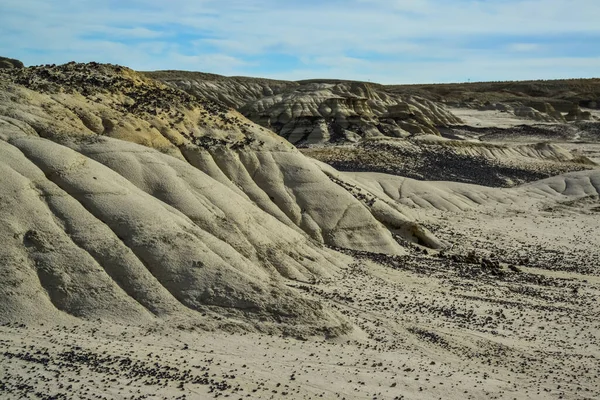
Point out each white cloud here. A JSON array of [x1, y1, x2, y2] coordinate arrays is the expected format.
[[507, 43, 542, 53]]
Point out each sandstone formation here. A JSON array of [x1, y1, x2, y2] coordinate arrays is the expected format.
[[0, 62, 442, 330], [526, 100, 565, 120], [146, 72, 462, 144], [513, 105, 550, 122], [239, 82, 462, 144], [565, 104, 592, 121], [510, 101, 568, 122]]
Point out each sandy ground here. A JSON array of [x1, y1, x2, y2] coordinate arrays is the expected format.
[[448, 108, 551, 128], [557, 142, 600, 166], [448, 107, 600, 165], [2, 189, 599, 399]]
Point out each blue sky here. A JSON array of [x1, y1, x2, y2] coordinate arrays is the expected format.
[[1, 0, 599, 83]]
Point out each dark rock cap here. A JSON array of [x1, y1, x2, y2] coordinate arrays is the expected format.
[[0, 56, 25, 69]]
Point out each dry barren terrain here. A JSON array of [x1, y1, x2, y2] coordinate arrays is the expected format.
[[1, 61, 599, 399]]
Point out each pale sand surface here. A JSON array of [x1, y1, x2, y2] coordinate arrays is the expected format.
[[448, 108, 551, 128], [2, 183, 599, 399], [448, 107, 600, 164], [560, 142, 600, 165], [3, 221, 599, 400]]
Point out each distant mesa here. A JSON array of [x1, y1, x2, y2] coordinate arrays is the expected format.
[[386, 79, 600, 121]]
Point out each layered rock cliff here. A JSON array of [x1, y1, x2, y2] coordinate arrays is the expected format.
[[145, 72, 462, 144]]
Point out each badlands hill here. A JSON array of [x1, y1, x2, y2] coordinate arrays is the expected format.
[[146, 71, 462, 144], [388, 78, 600, 122], [147, 71, 598, 187], [148, 72, 600, 140], [2, 60, 600, 399], [0, 61, 446, 334], [0, 56, 24, 70]]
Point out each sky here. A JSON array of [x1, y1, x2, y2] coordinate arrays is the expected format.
[[1, 0, 599, 84]]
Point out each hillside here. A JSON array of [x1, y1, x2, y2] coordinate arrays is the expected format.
[[0, 61, 445, 333], [148, 73, 600, 147], [0, 56, 24, 69], [1, 61, 600, 400], [145, 71, 462, 144], [388, 78, 600, 119]]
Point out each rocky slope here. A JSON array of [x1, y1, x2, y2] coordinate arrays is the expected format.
[[146, 72, 462, 144], [343, 168, 600, 212], [388, 79, 600, 122], [239, 81, 462, 144], [146, 70, 298, 109], [0, 62, 444, 331], [0, 56, 24, 70], [303, 135, 595, 187]]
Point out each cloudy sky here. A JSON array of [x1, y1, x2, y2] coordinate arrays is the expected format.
[[1, 0, 599, 83]]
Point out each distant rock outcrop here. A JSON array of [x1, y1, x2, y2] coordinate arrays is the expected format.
[[239, 82, 462, 145], [146, 72, 462, 145], [387, 79, 600, 121], [0, 56, 24, 69], [302, 135, 594, 188], [145, 70, 298, 108], [514, 105, 558, 122], [524, 101, 565, 121], [565, 104, 592, 121], [478, 102, 513, 112]]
